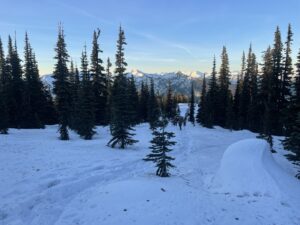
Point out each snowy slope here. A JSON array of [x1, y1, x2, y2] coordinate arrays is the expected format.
[[0, 113, 299, 224]]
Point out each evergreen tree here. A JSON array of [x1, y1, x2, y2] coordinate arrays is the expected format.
[[127, 75, 139, 125], [281, 24, 294, 134], [239, 46, 253, 129], [52, 25, 71, 140], [189, 81, 195, 125], [68, 61, 80, 130], [258, 47, 274, 150], [197, 74, 212, 128], [271, 26, 284, 135], [6, 35, 24, 128], [165, 81, 176, 120], [144, 118, 175, 177], [234, 52, 245, 129], [225, 92, 234, 130], [0, 38, 8, 134], [206, 56, 219, 125], [108, 26, 138, 149], [148, 78, 160, 129], [247, 51, 260, 132], [217, 46, 231, 127], [22, 33, 47, 128], [105, 57, 113, 124], [76, 47, 96, 140], [138, 81, 149, 122], [90, 29, 107, 125]]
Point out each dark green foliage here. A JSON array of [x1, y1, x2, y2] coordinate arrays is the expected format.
[[225, 93, 234, 131], [76, 47, 96, 140], [206, 56, 219, 126], [216, 46, 231, 127], [189, 81, 195, 125], [147, 78, 160, 129], [127, 75, 139, 125], [52, 25, 71, 140], [105, 57, 113, 124], [197, 74, 212, 128], [108, 27, 138, 149], [165, 81, 177, 120], [6, 36, 24, 128], [22, 33, 47, 128], [139, 81, 149, 122], [68, 61, 80, 130], [90, 29, 107, 125], [144, 118, 175, 177], [0, 38, 9, 134]]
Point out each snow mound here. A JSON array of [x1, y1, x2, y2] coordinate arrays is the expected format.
[[212, 139, 300, 199]]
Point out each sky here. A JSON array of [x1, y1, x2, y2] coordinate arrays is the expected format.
[[0, 0, 300, 75]]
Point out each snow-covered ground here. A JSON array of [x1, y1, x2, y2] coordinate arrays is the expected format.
[[1, 107, 300, 225]]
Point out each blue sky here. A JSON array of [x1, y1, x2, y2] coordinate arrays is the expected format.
[[1, 0, 300, 74]]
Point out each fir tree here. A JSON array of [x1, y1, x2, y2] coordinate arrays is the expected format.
[[234, 52, 245, 130], [76, 46, 96, 140], [206, 56, 219, 125], [139, 81, 149, 122], [52, 25, 71, 140], [197, 74, 213, 128], [68, 61, 80, 130], [281, 24, 294, 135], [22, 33, 46, 128], [189, 81, 195, 125], [148, 78, 160, 129], [105, 57, 113, 124], [108, 26, 138, 149], [6, 35, 24, 128], [272, 26, 284, 135], [144, 118, 175, 177], [0, 38, 9, 134], [165, 81, 176, 120], [225, 92, 234, 130], [127, 75, 139, 125], [217, 46, 231, 127], [258, 47, 274, 150], [90, 29, 107, 125]]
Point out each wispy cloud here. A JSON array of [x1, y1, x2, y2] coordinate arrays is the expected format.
[[133, 31, 197, 59]]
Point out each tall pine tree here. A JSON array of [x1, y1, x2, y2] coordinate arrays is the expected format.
[[52, 25, 71, 140], [108, 27, 138, 149]]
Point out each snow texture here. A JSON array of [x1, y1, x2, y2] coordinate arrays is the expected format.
[[0, 105, 299, 225]]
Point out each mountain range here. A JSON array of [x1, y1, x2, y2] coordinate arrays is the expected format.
[[41, 69, 239, 97]]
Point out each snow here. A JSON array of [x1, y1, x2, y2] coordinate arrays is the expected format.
[[1, 112, 300, 225]]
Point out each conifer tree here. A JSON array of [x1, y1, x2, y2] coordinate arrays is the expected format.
[[197, 74, 212, 128], [6, 35, 24, 128], [234, 52, 245, 129], [258, 47, 274, 149], [90, 29, 107, 125], [206, 56, 219, 125], [127, 75, 139, 125], [105, 57, 113, 124], [0, 38, 8, 134], [272, 26, 284, 135], [144, 117, 175, 177], [22, 33, 47, 128], [189, 81, 195, 125], [225, 92, 234, 130], [68, 61, 80, 130], [52, 25, 71, 140], [76, 47, 96, 140], [248, 51, 260, 132], [148, 78, 160, 129], [165, 81, 176, 120], [108, 26, 138, 149], [217, 46, 231, 127], [239, 46, 253, 129], [281, 24, 294, 134], [138, 81, 150, 122]]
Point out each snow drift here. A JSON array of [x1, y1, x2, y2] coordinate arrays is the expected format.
[[212, 139, 300, 201]]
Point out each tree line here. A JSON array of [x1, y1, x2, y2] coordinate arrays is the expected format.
[[194, 24, 300, 167]]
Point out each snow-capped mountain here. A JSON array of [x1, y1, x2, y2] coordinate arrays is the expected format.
[[41, 69, 238, 97]]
